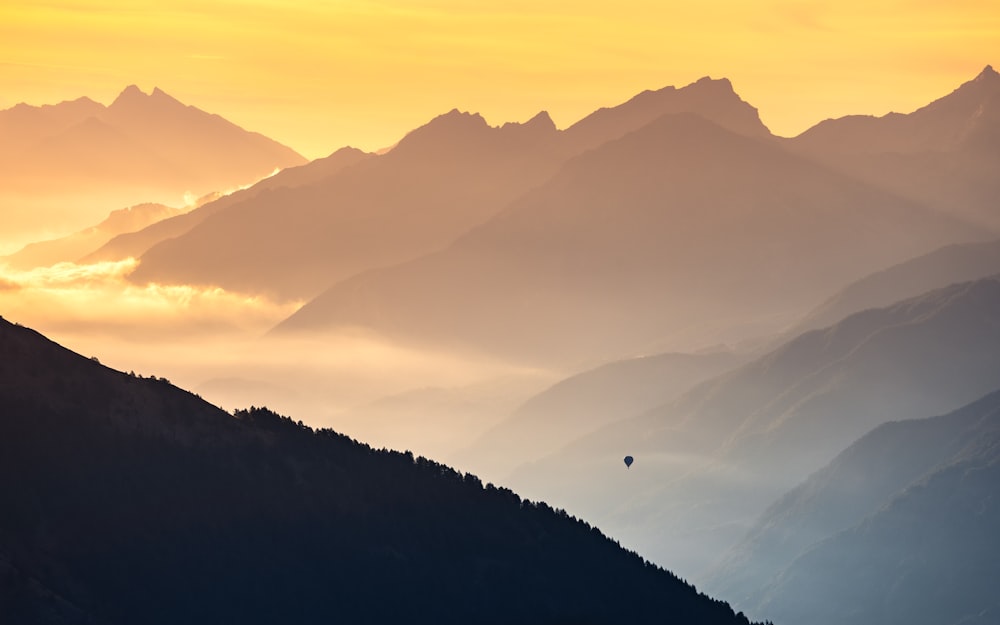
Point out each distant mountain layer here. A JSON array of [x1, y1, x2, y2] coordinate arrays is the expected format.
[[785, 237, 1000, 338], [455, 350, 745, 479], [507, 277, 1000, 578], [707, 389, 1000, 625], [125, 75, 772, 301], [127, 109, 565, 299], [0, 316, 757, 625], [275, 111, 974, 364], [788, 65, 1000, 230], [0, 85, 305, 207], [82, 146, 372, 266], [1, 202, 182, 269]]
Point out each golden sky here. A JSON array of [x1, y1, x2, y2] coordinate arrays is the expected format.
[[1, 0, 998, 158]]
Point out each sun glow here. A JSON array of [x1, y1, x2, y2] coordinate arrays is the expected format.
[[0, 258, 298, 337]]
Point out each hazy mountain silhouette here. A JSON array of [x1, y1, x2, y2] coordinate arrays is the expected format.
[[506, 277, 1000, 578], [0, 96, 105, 155], [127, 109, 565, 299], [708, 389, 1000, 625], [0, 87, 306, 246], [1, 202, 181, 269], [795, 66, 999, 154], [333, 374, 554, 468], [562, 75, 772, 151], [122, 76, 776, 301], [0, 316, 759, 625], [2, 85, 305, 195], [81, 146, 372, 265], [789, 65, 1000, 230], [784, 237, 1000, 338], [454, 350, 745, 479], [275, 112, 974, 364]]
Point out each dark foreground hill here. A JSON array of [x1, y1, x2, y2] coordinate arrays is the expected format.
[[0, 317, 757, 625]]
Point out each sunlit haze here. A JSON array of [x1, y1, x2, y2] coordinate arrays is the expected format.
[[2, 0, 997, 158]]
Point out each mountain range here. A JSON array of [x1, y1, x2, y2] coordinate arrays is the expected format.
[[6, 65, 1000, 625], [81, 146, 372, 267], [787, 65, 1000, 230], [119, 75, 783, 302], [0, 85, 304, 196], [126, 109, 565, 299], [0, 315, 759, 625], [505, 276, 1000, 578], [452, 349, 745, 478], [262, 65, 998, 367], [705, 388, 1000, 625], [275, 110, 974, 364], [0, 86, 305, 247], [783, 237, 1000, 339], [1, 202, 183, 270]]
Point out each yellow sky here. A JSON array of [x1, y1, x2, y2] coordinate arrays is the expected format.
[[1, 0, 997, 158]]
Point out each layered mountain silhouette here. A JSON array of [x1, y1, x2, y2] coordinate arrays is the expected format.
[[454, 350, 745, 479], [0, 86, 305, 245], [562, 75, 771, 151], [333, 374, 554, 467], [705, 389, 1000, 625], [506, 277, 1000, 577], [1, 85, 304, 196], [0, 316, 759, 625], [788, 65, 1000, 230], [784, 237, 1000, 338], [126, 109, 564, 299], [275, 111, 974, 365], [1, 202, 182, 269], [81, 146, 372, 265], [124, 76, 774, 301]]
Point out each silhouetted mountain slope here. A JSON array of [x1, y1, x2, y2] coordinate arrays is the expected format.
[[0, 316, 757, 625], [563, 75, 772, 151], [715, 389, 1000, 625], [82, 146, 371, 264], [0, 87, 305, 243], [0, 97, 106, 167], [796, 66, 1000, 154], [121, 75, 775, 300], [785, 238, 1000, 338], [705, 388, 1000, 608], [789, 65, 1000, 230], [1, 86, 305, 194], [506, 277, 1000, 578], [455, 351, 745, 480], [1, 202, 181, 269], [127, 110, 566, 299], [276, 112, 974, 364], [101, 86, 302, 183], [334, 374, 554, 470]]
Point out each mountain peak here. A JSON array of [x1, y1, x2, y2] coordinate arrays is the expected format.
[[111, 84, 146, 105], [390, 108, 494, 155], [976, 64, 998, 82], [563, 73, 770, 148], [499, 110, 558, 134], [150, 86, 178, 101], [442, 108, 485, 122], [524, 110, 556, 130], [109, 85, 183, 111], [693, 75, 735, 92]]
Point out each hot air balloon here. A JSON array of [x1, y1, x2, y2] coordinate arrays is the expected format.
[[624, 455, 634, 468]]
